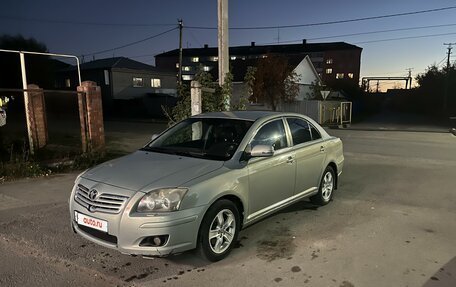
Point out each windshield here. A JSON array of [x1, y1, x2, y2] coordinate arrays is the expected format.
[[143, 118, 254, 161]]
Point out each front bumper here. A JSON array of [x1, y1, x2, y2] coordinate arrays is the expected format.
[[70, 189, 206, 257]]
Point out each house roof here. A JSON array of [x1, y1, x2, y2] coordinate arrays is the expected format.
[[61, 57, 171, 73], [292, 55, 321, 85], [155, 42, 362, 58]]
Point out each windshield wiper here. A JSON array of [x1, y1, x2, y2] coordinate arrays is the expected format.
[[142, 147, 206, 158], [140, 146, 173, 154]]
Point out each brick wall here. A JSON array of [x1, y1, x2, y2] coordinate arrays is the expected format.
[[77, 81, 105, 152], [26, 84, 48, 149]]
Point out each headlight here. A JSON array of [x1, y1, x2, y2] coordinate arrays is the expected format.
[[137, 188, 188, 212]]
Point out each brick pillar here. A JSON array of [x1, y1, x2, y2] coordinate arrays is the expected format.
[[77, 81, 105, 152], [26, 84, 48, 149]]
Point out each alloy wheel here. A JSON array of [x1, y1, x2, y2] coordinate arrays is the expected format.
[[208, 209, 236, 254], [321, 171, 334, 201]]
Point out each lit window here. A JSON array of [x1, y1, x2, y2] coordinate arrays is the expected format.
[[348, 73, 354, 79], [336, 73, 344, 79], [133, 77, 144, 87], [211, 56, 218, 62], [325, 68, 333, 74], [182, 75, 194, 81], [182, 66, 191, 71], [203, 66, 210, 72], [65, 78, 71, 88], [104, 70, 109, 85], [191, 57, 199, 62], [230, 56, 237, 60], [151, 78, 161, 88], [175, 63, 180, 68], [261, 55, 268, 58], [326, 58, 333, 64]]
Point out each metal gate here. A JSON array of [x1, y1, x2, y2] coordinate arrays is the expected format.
[[0, 87, 86, 162]]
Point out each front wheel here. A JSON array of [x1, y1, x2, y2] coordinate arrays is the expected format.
[[198, 199, 240, 262], [310, 166, 335, 206]]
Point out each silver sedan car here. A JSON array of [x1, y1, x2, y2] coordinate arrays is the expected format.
[[69, 111, 344, 261]]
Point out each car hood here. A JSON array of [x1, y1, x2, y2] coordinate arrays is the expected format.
[[81, 150, 224, 193]]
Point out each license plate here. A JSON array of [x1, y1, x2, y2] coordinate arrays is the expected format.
[[75, 211, 108, 233]]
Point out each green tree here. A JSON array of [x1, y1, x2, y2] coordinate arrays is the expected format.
[[416, 64, 456, 115], [252, 54, 299, 111], [164, 65, 233, 125]]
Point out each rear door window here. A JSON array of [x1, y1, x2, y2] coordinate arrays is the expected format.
[[286, 118, 312, 145]]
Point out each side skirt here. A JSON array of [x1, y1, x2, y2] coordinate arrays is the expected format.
[[243, 187, 318, 227]]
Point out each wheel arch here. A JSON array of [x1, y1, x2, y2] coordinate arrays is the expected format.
[[197, 192, 246, 243], [195, 193, 245, 258], [327, 161, 338, 189], [204, 193, 245, 228]]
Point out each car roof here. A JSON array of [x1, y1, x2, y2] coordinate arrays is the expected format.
[[192, 111, 305, 121]]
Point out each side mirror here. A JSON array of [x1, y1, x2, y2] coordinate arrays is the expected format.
[[250, 145, 274, 157], [151, 134, 159, 141]]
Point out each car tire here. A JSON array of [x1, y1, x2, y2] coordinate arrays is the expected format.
[[310, 166, 335, 206], [198, 199, 240, 262]]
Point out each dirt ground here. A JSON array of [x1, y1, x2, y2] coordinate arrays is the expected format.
[[0, 123, 455, 287]]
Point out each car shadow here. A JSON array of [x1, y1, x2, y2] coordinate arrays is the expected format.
[[161, 200, 323, 269], [278, 200, 321, 213], [242, 199, 321, 232], [422, 256, 456, 287], [165, 250, 209, 267]]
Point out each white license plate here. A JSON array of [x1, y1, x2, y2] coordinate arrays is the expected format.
[[75, 211, 108, 233]]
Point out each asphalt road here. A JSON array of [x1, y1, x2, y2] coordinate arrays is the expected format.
[[0, 128, 455, 287]]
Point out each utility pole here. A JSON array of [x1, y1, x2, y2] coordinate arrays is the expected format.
[[274, 27, 280, 44], [406, 68, 413, 89], [444, 43, 455, 70], [178, 19, 183, 86], [218, 0, 230, 110], [443, 43, 456, 112]]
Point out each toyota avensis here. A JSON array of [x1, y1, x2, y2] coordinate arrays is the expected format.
[[69, 111, 344, 261]]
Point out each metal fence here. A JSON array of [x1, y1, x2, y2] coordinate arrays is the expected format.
[[278, 100, 352, 126]]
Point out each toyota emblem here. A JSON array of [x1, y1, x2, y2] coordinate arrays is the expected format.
[[88, 189, 98, 200]]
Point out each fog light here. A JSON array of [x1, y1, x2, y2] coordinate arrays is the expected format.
[[153, 236, 162, 246], [139, 235, 169, 247]]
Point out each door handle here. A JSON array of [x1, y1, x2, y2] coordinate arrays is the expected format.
[[320, 146, 326, 152], [286, 156, 294, 164]]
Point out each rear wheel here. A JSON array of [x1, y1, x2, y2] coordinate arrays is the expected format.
[[310, 166, 335, 206], [198, 199, 240, 262]]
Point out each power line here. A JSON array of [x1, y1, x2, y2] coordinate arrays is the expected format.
[[81, 27, 178, 57], [353, 32, 456, 44], [261, 23, 456, 45], [129, 53, 158, 58], [188, 29, 204, 47], [0, 14, 175, 27], [186, 5, 456, 30], [437, 56, 448, 67]]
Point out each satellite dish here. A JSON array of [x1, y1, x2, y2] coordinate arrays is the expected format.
[[320, 90, 330, 100]]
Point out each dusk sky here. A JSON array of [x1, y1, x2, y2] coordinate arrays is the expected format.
[[1, 0, 456, 90]]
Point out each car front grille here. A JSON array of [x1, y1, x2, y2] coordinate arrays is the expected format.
[[75, 184, 129, 214], [77, 224, 118, 244]]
